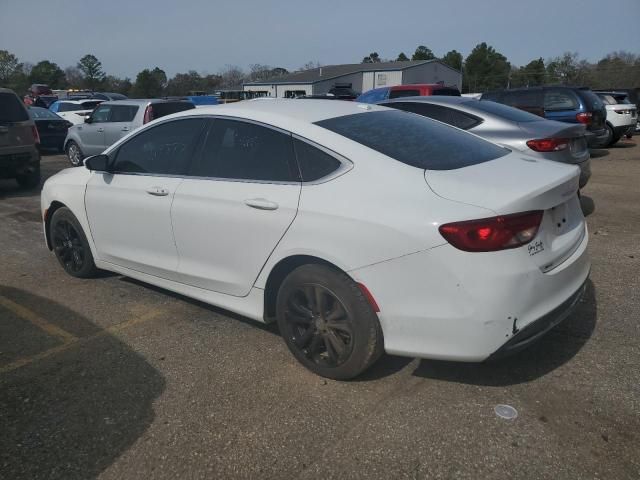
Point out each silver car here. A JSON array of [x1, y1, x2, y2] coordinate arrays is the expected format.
[[64, 99, 196, 166], [380, 96, 591, 188]]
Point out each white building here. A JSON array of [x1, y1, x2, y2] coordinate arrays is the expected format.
[[243, 60, 462, 98]]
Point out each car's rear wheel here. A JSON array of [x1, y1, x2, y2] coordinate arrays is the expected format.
[[603, 124, 615, 147], [50, 207, 97, 278], [66, 141, 84, 167], [15, 167, 41, 189], [276, 264, 383, 380]]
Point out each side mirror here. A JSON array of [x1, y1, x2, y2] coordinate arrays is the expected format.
[[84, 154, 110, 172], [84, 115, 92, 123]]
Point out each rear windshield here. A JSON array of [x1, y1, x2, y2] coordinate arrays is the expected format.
[[432, 88, 461, 96], [471, 100, 542, 122], [578, 89, 604, 110], [29, 107, 60, 119], [389, 89, 420, 99], [152, 101, 196, 119], [315, 110, 508, 171], [0, 92, 29, 122]]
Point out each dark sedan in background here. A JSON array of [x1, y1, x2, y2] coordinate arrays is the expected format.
[[28, 107, 72, 153]]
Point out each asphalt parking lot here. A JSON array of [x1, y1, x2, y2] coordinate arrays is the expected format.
[[1, 146, 639, 479]]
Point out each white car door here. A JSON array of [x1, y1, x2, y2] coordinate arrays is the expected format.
[[85, 117, 207, 279], [171, 118, 301, 296]]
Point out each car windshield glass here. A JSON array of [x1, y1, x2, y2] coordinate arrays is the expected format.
[[471, 100, 542, 122], [0, 92, 29, 122], [315, 110, 508, 171], [29, 107, 60, 119], [80, 101, 103, 109]]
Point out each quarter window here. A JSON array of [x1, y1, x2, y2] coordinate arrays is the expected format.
[[112, 118, 205, 175], [293, 139, 342, 181], [191, 119, 297, 182]]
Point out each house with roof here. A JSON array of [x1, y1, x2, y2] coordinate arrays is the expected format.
[[242, 60, 462, 98]]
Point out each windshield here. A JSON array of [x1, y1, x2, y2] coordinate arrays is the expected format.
[[471, 100, 543, 122], [29, 107, 61, 119], [0, 92, 29, 122], [315, 110, 509, 171]]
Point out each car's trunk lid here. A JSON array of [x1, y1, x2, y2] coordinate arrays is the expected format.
[[425, 154, 585, 271], [517, 120, 588, 161]]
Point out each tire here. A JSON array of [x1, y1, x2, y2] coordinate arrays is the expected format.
[[604, 124, 615, 147], [15, 167, 41, 189], [66, 141, 84, 167], [49, 207, 98, 278], [276, 264, 384, 380]]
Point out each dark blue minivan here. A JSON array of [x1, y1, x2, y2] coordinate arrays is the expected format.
[[481, 86, 608, 147]]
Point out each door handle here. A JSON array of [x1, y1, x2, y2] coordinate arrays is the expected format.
[[121, 127, 130, 132], [146, 186, 169, 197], [244, 198, 279, 210], [97, 128, 104, 132]]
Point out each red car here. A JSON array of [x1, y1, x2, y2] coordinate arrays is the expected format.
[[357, 83, 461, 103]]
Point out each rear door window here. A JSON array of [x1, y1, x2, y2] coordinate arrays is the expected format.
[[293, 138, 342, 181], [151, 101, 195, 119], [544, 89, 579, 111], [112, 118, 206, 175], [0, 92, 29, 122], [109, 105, 138, 122], [315, 110, 508, 170], [190, 119, 297, 182]]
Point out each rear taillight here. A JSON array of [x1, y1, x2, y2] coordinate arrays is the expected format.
[[31, 125, 40, 144], [439, 211, 544, 252], [143, 105, 154, 124], [526, 138, 569, 152], [576, 112, 592, 125]]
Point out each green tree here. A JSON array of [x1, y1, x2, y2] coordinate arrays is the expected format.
[[361, 52, 381, 63], [463, 42, 511, 92], [511, 58, 546, 87], [29, 60, 66, 88], [441, 50, 463, 71], [396, 52, 409, 62], [103, 75, 132, 95], [132, 68, 164, 98], [77, 54, 105, 90], [166, 70, 203, 96], [411, 45, 435, 61], [150, 67, 167, 92], [0, 49, 19, 85], [64, 66, 84, 88]]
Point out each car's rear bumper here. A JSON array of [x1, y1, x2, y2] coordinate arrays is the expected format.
[[0, 146, 40, 179], [350, 225, 591, 362], [578, 157, 591, 188], [585, 128, 608, 147]]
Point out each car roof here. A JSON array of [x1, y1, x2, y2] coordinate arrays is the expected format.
[[382, 96, 471, 106], [55, 99, 103, 104], [170, 98, 389, 125], [97, 99, 190, 106]]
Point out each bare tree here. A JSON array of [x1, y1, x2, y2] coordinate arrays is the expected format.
[[219, 65, 246, 89], [299, 61, 321, 71]]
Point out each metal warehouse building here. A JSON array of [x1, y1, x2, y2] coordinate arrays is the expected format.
[[243, 60, 462, 98]]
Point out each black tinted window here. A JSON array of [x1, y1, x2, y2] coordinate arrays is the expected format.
[[29, 107, 59, 119], [109, 105, 138, 122], [113, 118, 205, 175], [315, 110, 508, 170], [472, 100, 542, 122], [191, 119, 296, 181], [293, 139, 341, 181], [432, 88, 461, 96], [91, 105, 111, 123], [0, 93, 29, 122], [544, 89, 579, 111], [151, 101, 195, 119], [389, 89, 420, 99], [384, 102, 481, 130]]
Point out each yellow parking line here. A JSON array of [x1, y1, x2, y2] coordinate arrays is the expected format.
[[0, 306, 165, 375], [0, 295, 77, 343]]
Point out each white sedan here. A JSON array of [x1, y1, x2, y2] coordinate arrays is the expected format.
[[41, 100, 590, 379], [49, 99, 104, 125]]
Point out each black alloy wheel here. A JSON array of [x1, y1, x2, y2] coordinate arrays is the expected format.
[[49, 207, 97, 278]]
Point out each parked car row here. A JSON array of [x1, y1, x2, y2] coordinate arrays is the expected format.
[[41, 98, 591, 379]]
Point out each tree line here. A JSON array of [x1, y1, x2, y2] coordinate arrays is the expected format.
[[362, 44, 640, 92], [1, 45, 638, 98]]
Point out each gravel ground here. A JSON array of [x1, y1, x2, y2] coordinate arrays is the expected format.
[[0, 144, 638, 479]]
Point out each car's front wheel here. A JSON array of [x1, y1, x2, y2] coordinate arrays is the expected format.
[[50, 207, 98, 278], [66, 141, 84, 167], [276, 264, 383, 380]]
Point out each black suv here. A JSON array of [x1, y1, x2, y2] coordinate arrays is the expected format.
[[481, 86, 608, 147], [0, 88, 41, 188]]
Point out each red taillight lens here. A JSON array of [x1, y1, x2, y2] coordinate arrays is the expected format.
[[31, 125, 40, 144], [576, 112, 592, 125], [439, 211, 544, 252], [526, 138, 570, 152], [143, 105, 154, 124]]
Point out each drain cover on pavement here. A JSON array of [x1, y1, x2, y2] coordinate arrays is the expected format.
[[494, 404, 518, 420]]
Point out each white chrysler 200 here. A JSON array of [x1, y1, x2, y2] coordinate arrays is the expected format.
[[41, 99, 590, 379]]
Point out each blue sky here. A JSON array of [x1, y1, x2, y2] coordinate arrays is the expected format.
[[1, 0, 639, 78]]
